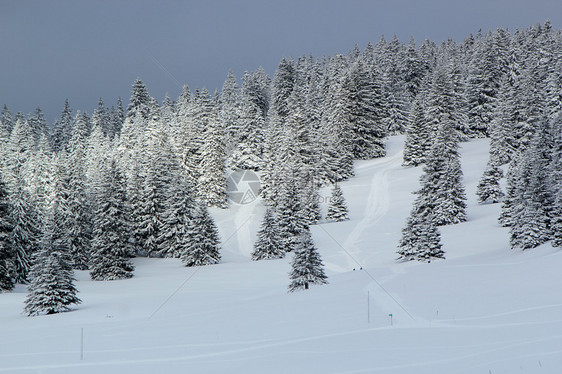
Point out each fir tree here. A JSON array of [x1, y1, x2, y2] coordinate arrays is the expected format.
[[23, 204, 81, 316], [397, 210, 444, 262], [476, 159, 505, 204], [227, 94, 265, 170], [337, 59, 386, 160], [550, 114, 562, 247], [5, 118, 36, 188], [181, 205, 221, 267], [0, 177, 14, 292], [27, 107, 49, 146], [509, 127, 552, 250], [326, 184, 349, 222], [414, 120, 467, 226], [288, 228, 328, 292], [552, 187, 562, 248], [0, 105, 14, 150], [110, 97, 125, 138], [252, 208, 285, 261], [241, 67, 271, 119], [66, 112, 93, 270], [275, 172, 309, 252], [300, 175, 322, 225], [51, 99, 73, 152], [9, 184, 40, 283], [219, 70, 241, 144], [498, 155, 522, 227], [158, 176, 197, 259], [197, 107, 228, 208], [127, 78, 151, 121], [402, 94, 427, 166], [89, 160, 135, 281], [271, 57, 296, 119]]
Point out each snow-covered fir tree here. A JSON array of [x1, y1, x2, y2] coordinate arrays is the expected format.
[[227, 94, 264, 170], [466, 29, 509, 137], [300, 174, 322, 225], [397, 210, 444, 262], [27, 134, 53, 217], [336, 59, 386, 160], [252, 207, 285, 261], [509, 126, 552, 250], [197, 105, 228, 208], [0, 177, 14, 292], [402, 80, 430, 167], [275, 169, 309, 253], [158, 176, 197, 259], [89, 159, 134, 281], [0, 105, 14, 151], [288, 227, 328, 292], [413, 119, 467, 226], [137, 117, 178, 257], [181, 205, 221, 267], [5, 118, 36, 188], [326, 183, 350, 222], [51, 99, 73, 152], [9, 183, 40, 283], [498, 154, 521, 228], [271, 57, 296, 119], [66, 112, 93, 269], [219, 70, 241, 147], [477, 159, 505, 204], [23, 202, 81, 316], [27, 107, 49, 146], [550, 114, 562, 247]]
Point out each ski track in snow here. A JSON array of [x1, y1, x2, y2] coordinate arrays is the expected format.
[[341, 147, 404, 269]]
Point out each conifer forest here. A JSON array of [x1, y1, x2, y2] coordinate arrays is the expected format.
[[1, 20, 562, 373]]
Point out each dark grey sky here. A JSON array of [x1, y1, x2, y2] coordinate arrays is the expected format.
[[1, 0, 561, 123]]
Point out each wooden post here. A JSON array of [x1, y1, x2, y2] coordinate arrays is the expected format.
[[367, 291, 370, 323]]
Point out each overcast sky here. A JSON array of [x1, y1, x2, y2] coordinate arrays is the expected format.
[[1, 0, 561, 123]]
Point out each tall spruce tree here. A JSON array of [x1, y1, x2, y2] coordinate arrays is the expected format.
[[336, 59, 386, 160], [51, 99, 73, 152], [275, 170, 309, 253], [476, 159, 505, 204], [66, 112, 93, 269], [197, 106, 228, 208], [181, 205, 221, 267], [509, 126, 552, 250], [397, 210, 444, 262], [24, 202, 81, 316], [159, 176, 197, 259], [326, 183, 350, 222], [414, 119, 467, 226], [90, 160, 135, 281], [0, 177, 14, 292], [288, 227, 328, 292], [252, 208, 285, 261], [9, 184, 40, 283]]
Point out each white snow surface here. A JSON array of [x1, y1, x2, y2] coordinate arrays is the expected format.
[[2, 136, 562, 373]]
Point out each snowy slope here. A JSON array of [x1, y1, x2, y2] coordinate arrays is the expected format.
[[1, 136, 562, 374]]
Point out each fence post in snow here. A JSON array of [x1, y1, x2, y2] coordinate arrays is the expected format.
[[367, 291, 370, 323]]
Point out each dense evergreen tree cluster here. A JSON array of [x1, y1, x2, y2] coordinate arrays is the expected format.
[[398, 21, 562, 259], [1, 20, 560, 311]]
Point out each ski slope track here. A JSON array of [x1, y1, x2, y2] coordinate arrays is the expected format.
[[1, 136, 562, 374], [341, 144, 403, 269]]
